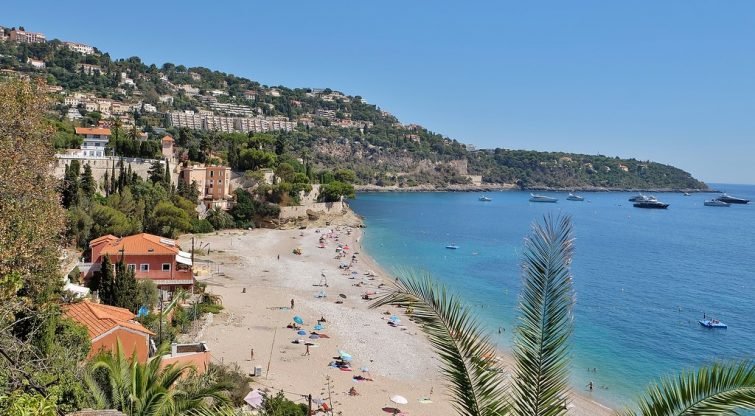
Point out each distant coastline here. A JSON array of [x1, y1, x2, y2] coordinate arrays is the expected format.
[[355, 184, 718, 193]]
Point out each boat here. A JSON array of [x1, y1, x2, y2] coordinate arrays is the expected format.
[[566, 193, 584, 201], [445, 245, 459, 250], [704, 199, 730, 207], [633, 200, 669, 209], [529, 193, 558, 203], [699, 319, 727, 329], [479, 195, 492, 202], [716, 193, 750, 204], [683, 192, 691, 196], [628, 194, 657, 202]]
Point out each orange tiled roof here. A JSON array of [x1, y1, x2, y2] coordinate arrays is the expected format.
[[75, 127, 112, 136], [63, 301, 154, 340], [162, 135, 174, 142], [92, 233, 180, 257]]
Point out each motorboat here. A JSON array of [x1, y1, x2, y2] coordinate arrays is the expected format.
[[716, 193, 750, 204], [633, 200, 669, 209], [566, 193, 584, 201], [529, 193, 558, 203], [683, 192, 691, 196], [445, 245, 459, 250], [699, 319, 727, 329], [628, 194, 657, 202], [479, 195, 492, 202], [704, 199, 730, 207]]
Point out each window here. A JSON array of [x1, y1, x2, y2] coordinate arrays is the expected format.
[[210, 171, 214, 177], [127, 264, 136, 272], [162, 263, 171, 272], [140, 264, 149, 272]]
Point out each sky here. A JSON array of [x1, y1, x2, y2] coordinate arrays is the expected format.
[[6, 1, 755, 184]]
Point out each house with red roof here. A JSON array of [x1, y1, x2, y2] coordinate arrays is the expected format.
[[87, 233, 194, 291], [63, 301, 154, 362]]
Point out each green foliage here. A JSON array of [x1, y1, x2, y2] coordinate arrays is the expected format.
[[191, 218, 215, 234], [85, 342, 230, 415], [91, 203, 137, 237], [135, 279, 159, 311], [260, 391, 308, 416], [318, 181, 355, 202], [0, 392, 58, 416], [80, 164, 97, 198], [206, 208, 235, 230], [149, 200, 193, 238]]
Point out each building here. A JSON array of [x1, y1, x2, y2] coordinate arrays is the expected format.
[[88, 233, 194, 290], [75, 127, 111, 157], [64, 41, 95, 55], [179, 164, 232, 210], [9, 29, 46, 43], [79, 63, 101, 75], [142, 103, 157, 113], [161, 342, 211, 375], [161, 135, 175, 159], [63, 301, 154, 363], [66, 108, 82, 121], [315, 108, 337, 120], [26, 58, 45, 69]]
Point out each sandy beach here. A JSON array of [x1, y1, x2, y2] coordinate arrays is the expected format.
[[178, 217, 614, 415]]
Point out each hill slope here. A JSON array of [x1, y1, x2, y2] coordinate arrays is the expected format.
[[0, 27, 707, 190]]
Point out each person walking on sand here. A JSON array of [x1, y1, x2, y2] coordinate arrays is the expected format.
[[250, 348, 254, 361], [290, 298, 295, 309], [277, 254, 280, 260], [304, 344, 310, 356]]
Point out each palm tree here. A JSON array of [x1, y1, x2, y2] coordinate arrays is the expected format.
[[371, 215, 755, 416], [85, 342, 229, 416]]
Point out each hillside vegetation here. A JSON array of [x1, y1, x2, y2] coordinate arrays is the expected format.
[[0, 30, 707, 190]]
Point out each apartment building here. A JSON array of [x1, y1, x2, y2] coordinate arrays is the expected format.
[[202, 115, 235, 133], [315, 108, 337, 120], [75, 127, 111, 157], [9, 29, 46, 43], [79, 63, 101, 75], [179, 164, 233, 210], [64, 41, 95, 55], [26, 58, 45, 69], [209, 102, 256, 116], [169, 111, 204, 130]]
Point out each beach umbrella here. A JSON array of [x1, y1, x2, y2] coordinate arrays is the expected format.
[[244, 389, 264, 408], [297, 330, 307, 335], [313, 324, 324, 331], [339, 351, 353, 361], [293, 315, 304, 325], [389, 315, 400, 322], [390, 395, 408, 405], [309, 334, 320, 339]]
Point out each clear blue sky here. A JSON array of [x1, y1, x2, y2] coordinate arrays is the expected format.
[[6, 1, 755, 184]]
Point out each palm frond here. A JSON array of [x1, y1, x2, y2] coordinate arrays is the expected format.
[[511, 214, 575, 416], [370, 271, 508, 416], [183, 405, 240, 416], [619, 361, 755, 416]]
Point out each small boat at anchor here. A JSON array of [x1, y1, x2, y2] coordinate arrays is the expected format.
[[699, 319, 727, 329], [479, 195, 492, 202], [529, 193, 558, 203], [704, 200, 730, 207], [566, 193, 584, 201], [445, 245, 459, 250]]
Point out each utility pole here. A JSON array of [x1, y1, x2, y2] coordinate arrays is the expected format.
[[307, 394, 312, 416]]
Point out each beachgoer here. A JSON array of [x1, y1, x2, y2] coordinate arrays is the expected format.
[[498, 327, 501, 334], [291, 298, 295, 309], [348, 387, 359, 396], [277, 254, 280, 260], [250, 348, 254, 361], [242, 288, 246, 293], [319, 315, 326, 322], [587, 381, 593, 391], [304, 344, 310, 356]]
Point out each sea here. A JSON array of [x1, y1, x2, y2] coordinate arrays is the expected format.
[[349, 183, 755, 409]]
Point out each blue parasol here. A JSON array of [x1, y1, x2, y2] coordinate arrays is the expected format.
[[313, 324, 324, 331], [309, 334, 320, 339], [297, 330, 307, 335], [293, 315, 304, 325]]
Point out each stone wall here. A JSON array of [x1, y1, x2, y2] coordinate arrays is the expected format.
[[278, 200, 345, 219], [53, 155, 180, 188]]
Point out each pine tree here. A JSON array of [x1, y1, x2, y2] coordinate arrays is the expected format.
[[113, 259, 138, 312], [62, 161, 81, 208], [148, 160, 164, 184], [103, 171, 110, 196], [80, 164, 96, 198]]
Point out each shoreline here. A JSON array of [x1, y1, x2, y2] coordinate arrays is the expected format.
[[178, 208, 615, 415], [356, 184, 716, 193]]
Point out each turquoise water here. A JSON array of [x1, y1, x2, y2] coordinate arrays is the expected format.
[[349, 184, 755, 408]]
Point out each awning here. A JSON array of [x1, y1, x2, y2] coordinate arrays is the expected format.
[[176, 254, 192, 266]]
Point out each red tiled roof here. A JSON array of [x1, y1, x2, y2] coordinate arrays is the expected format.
[[91, 233, 180, 257], [63, 301, 154, 340], [162, 135, 174, 142], [75, 127, 112, 136]]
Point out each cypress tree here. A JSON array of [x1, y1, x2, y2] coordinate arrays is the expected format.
[[80, 164, 96, 198], [164, 159, 171, 186], [97, 255, 114, 305], [103, 171, 110, 196]]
